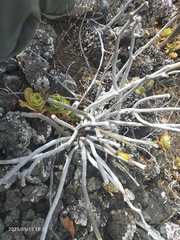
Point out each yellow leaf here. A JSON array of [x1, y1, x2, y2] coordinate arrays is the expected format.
[[145, 29, 150, 37], [167, 52, 178, 59], [144, 80, 154, 90], [103, 182, 119, 197], [157, 132, 171, 150], [172, 166, 178, 170], [161, 28, 172, 38], [135, 86, 145, 94], [24, 87, 33, 102], [115, 150, 131, 160], [175, 157, 180, 169], [166, 41, 180, 51], [18, 99, 36, 111]]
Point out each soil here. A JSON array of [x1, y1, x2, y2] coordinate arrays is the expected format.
[[0, 1, 180, 240]]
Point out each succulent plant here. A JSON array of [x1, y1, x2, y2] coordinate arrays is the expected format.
[[158, 132, 171, 150], [19, 89, 79, 123], [19, 87, 46, 112], [155, 131, 171, 151], [46, 93, 71, 117], [132, 77, 154, 97]]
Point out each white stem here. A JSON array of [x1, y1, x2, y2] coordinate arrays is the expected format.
[[79, 140, 103, 240], [40, 146, 78, 240]]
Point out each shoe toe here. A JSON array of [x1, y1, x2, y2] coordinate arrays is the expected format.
[[100, 0, 109, 16]]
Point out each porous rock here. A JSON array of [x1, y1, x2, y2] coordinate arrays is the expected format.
[[104, 209, 136, 240], [0, 111, 34, 157], [17, 21, 57, 90]]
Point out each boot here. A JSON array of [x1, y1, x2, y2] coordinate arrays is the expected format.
[[42, 0, 109, 19]]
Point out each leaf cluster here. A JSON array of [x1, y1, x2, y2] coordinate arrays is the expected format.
[[19, 87, 78, 122], [160, 26, 180, 59]]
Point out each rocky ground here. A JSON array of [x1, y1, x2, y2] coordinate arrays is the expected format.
[[0, 0, 180, 239]]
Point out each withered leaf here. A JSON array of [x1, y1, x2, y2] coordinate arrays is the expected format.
[[59, 215, 75, 239]]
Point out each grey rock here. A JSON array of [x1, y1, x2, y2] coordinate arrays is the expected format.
[[87, 177, 102, 193], [130, 47, 165, 78], [0, 107, 4, 116], [0, 231, 13, 240], [78, 232, 96, 240], [11, 231, 25, 240], [19, 20, 57, 61], [50, 70, 77, 93], [0, 59, 19, 74], [22, 183, 48, 203], [104, 209, 136, 240], [65, 178, 82, 197], [2, 75, 22, 92], [25, 157, 52, 184], [68, 200, 88, 226], [17, 52, 50, 90], [4, 208, 20, 227], [17, 21, 57, 90], [63, 193, 76, 206], [0, 218, 5, 234], [74, 166, 82, 181], [142, 188, 173, 225], [4, 189, 22, 211], [159, 222, 180, 240], [22, 209, 35, 221], [0, 111, 34, 157], [51, 200, 64, 225], [21, 217, 44, 238], [21, 185, 35, 197], [0, 91, 17, 113], [32, 121, 52, 145]]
